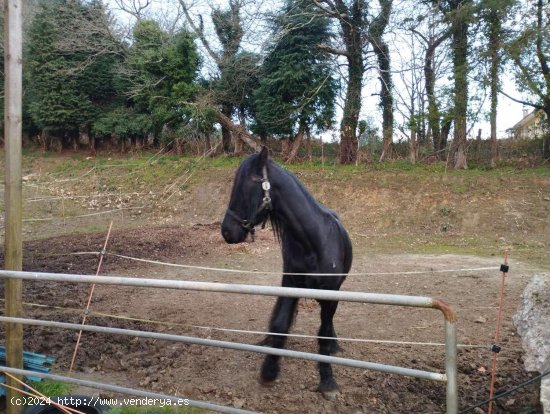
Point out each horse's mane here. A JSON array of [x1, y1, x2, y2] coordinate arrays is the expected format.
[[266, 159, 332, 243]]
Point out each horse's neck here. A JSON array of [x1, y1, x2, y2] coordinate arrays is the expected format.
[[271, 171, 324, 252]]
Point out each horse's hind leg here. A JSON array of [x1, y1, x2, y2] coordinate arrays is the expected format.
[[317, 300, 340, 399], [260, 296, 298, 384]]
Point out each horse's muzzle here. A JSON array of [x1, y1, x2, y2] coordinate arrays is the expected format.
[[221, 214, 249, 244]]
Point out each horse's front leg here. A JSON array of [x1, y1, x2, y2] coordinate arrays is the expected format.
[[260, 296, 298, 384], [317, 299, 340, 400]]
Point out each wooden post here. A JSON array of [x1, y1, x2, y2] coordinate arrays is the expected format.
[[4, 1, 24, 413]]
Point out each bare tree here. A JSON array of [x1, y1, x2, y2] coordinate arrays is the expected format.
[[179, 0, 263, 153], [504, 0, 550, 127], [113, 0, 152, 21], [393, 29, 426, 163], [409, 3, 452, 161]]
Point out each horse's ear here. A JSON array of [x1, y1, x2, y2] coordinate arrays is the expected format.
[[259, 146, 269, 166]]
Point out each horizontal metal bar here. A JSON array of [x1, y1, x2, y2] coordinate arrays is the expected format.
[[0, 366, 255, 414], [0, 270, 435, 309], [0, 316, 447, 383]]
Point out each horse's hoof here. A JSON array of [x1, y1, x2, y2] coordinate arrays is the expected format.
[[258, 376, 277, 387], [321, 389, 340, 401], [318, 379, 339, 400], [261, 358, 280, 383]]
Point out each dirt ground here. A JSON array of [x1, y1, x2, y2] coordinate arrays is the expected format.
[[0, 224, 544, 413], [0, 152, 549, 413]]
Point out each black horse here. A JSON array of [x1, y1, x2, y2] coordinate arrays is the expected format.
[[221, 147, 353, 399]]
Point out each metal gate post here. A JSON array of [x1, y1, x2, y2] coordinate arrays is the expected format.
[[434, 299, 458, 414], [445, 319, 458, 414]]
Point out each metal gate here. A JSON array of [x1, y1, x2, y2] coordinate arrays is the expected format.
[[0, 270, 458, 413]]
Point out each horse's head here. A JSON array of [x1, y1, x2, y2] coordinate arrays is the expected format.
[[222, 146, 272, 243]]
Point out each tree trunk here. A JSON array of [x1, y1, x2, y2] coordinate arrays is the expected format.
[[369, 0, 394, 162], [221, 104, 233, 154], [488, 8, 500, 168], [216, 110, 260, 151], [89, 134, 96, 154], [174, 139, 183, 155], [535, 0, 550, 131], [234, 134, 244, 154], [424, 29, 451, 160], [234, 107, 246, 155], [408, 84, 417, 163], [136, 136, 144, 150], [450, 3, 469, 169], [205, 134, 212, 153], [426, 43, 443, 159], [441, 118, 452, 157], [340, 51, 361, 164], [305, 126, 312, 161], [409, 129, 417, 164], [286, 121, 306, 163], [544, 104, 550, 129], [376, 40, 394, 162], [281, 138, 290, 158], [338, 2, 363, 165], [38, 130, 50, 152], [315, 0, 365, 164]]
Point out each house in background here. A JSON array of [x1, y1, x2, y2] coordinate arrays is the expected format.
[[507, 108, 547, 139]]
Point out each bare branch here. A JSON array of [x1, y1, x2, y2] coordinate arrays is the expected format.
[[113, 0, 152, 20], [311, 0, 342, 19], [178, 0, 221, 64], [499, 89, 544, 110], [317, 43, 350, 57]]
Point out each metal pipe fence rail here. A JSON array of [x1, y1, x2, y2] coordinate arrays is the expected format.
[[0, 270, 458, 414]]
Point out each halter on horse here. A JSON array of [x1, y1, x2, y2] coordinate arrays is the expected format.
[[224, 165, 271, 241]]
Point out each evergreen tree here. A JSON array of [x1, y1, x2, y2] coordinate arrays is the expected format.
[[25, 0, 121, 149], [94, 19, 200, 152], [254, 0, 337, 161]]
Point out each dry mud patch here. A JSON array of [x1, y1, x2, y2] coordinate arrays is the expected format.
[[0, 224, 544, 413]]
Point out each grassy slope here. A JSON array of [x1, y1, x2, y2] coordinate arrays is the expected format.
[[4, 149, 550, 268]]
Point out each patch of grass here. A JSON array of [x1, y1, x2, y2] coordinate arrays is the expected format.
[[29, 380, 73, 398], [439, 206, 452, 216], [290, 161, 363, 179], [205, 155, 244, 169]]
